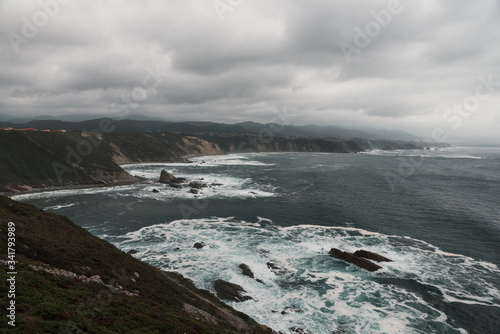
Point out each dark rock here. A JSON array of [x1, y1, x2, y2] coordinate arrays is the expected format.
[[353, 250, 392, 262], [193, 242, 205, 249], [159, 170, 182, 184], [239, 263, 255, 278], [152, 188, 159, 193], [266, 262, 286, 276], [329, 248, 382, 272], [290, 327, 307, 333], [214, 279, 253, 302], [190, 189, 199, 194], [266, 262, 280, 270], [174, 247, 181, 252], [238, 263, 265, 284], [211, 183, 223, 186], [127, 249, 139, 255], [170, 183, 182, 189], [281, 306, 302, 314], [189, 181, 207, 189]]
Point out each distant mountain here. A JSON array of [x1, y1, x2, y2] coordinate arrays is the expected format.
[[1, 113, 168, 123], [0, 117, 421, 141]]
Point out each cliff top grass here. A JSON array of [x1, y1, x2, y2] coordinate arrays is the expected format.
[[0, 195, 273, 334]]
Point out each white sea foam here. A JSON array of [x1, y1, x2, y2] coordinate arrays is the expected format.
[[11, 185, 133, 201], [11, 172, 276, 203], [112, 218, 496, 334], [360, 149, 485, 160], [44, 203, 76, 210], [189, 154, 275, 166]]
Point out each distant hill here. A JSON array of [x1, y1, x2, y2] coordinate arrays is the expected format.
[[0, 118, 420, 141]]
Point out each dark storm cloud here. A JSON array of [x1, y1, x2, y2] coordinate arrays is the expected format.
[[0, 0, 499, 139]]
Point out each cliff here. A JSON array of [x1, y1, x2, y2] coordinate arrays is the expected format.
[[0, 195, 273, 333], [0, 131, 137, 192], [0, 130, 362, 192]]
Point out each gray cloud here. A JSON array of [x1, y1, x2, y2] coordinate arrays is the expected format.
[[1, 0, 499, 140]]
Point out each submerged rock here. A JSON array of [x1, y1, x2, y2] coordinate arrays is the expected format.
[[152, 188, 159, 193], [190, 189, 199, 194], [193, 242, 205, 249], [353, 249, 392, 262], [266, 262, 287, 276], [189, 181, 207, 189], [214, 279, 253, 302], [239, 263, 265, 284], [281, 306, 302, 315], [329, 248, 382, 272], [239, 263, 255, 278]]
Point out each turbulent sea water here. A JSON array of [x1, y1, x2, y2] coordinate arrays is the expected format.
[[14, 147, 500, 334]]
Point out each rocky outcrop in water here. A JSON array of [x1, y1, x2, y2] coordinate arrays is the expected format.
[[193, 242, 205, 249], [329, 248, 382, 272], [189, 181, 207, 189], [239, 263, 265, 284], [214, 279, 253, 302], [354, 250, 392, 262], [159, 170, 185, 185], [239, 263, 255, 278]]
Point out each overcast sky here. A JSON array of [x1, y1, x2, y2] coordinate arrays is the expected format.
[[1, 0, 499, 140]]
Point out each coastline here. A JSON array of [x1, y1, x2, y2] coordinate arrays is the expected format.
[[2, 152, 238, 197], [2, 176, 146, 198]]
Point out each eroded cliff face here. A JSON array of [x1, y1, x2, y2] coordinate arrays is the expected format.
[[180, 136, 224, 157], [0, 131, 362, 192]]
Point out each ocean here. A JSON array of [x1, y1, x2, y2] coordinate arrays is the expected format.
[[13, 147, 500, 334]]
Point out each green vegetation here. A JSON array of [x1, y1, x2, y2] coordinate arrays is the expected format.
[[0, 131, 130, 192], [0, 195, 273, 333]]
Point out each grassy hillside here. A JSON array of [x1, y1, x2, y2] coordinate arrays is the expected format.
[[0, 195, 273, 333], [0, 131, 134, 192]]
